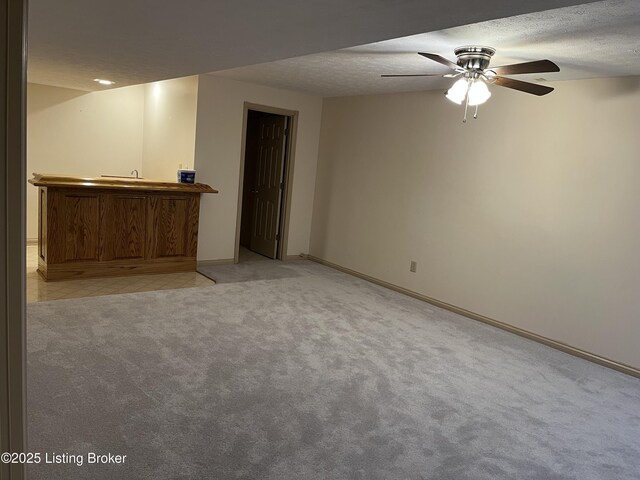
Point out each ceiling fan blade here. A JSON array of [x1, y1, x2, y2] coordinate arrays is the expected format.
[[489, 59, 559, 76], [381, 73, 444, 77], [492, 76, 554, 96], [418, 52, 459, 71]]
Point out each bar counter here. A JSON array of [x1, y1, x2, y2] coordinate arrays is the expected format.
[[29, 174, 218, 281]]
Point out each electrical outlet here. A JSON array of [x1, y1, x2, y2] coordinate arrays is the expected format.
[[410, 261, 417, 273]]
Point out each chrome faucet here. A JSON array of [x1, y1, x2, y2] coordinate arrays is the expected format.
[[131, 169, 140, 179]]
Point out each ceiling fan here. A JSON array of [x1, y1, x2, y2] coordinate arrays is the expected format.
[[382, 46, 560, 122]]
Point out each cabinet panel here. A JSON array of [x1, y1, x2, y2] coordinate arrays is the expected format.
[[185, 196, 200, 258], [100, 194, 147, 261], [115, 196, 147, 259], [63, 194, 100, 261], [149, 197, 189, 258]]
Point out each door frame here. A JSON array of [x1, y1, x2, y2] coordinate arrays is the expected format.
[[234, 102, 298, 263], [1, 0, 28, 479]]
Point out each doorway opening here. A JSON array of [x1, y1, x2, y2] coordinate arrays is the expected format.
[[235, 104, 297, 264]]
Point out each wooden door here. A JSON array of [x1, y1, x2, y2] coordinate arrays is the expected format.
[[249, 115, 287, 258]]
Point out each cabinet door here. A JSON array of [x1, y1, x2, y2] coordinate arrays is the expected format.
[[100, 194, 148, 261], [148, 195, 199, 259], [48, 191, 100, 263]]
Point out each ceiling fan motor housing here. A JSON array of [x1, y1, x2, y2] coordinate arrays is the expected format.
[[454, 46, 495, 71]]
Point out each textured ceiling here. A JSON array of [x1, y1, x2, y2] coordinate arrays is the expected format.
[[212, 0, 640, 97], [28, 0, 597, 91]]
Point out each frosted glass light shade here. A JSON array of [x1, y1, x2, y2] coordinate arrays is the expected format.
[[445, 78, 469, 105], [468, 80, 491, 106]]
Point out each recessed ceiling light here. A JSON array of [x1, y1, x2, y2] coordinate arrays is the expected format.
[[93, 78, 115, 86]]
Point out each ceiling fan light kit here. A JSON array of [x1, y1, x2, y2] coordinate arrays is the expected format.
[[382, 45, 560, 123], [444, 78, 469, 104], [467, 80, 491, 106]]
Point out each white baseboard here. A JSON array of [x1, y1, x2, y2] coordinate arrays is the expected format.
[[284, 253, 308, 261], [307, 255, 640, 379]]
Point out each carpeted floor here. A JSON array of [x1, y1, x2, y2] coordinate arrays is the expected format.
[[27, 261, 640, 479]]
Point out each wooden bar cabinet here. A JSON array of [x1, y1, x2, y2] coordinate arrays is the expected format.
[[29, 174, 218, 281]]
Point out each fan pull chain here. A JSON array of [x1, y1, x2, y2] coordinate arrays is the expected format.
[[463, 91, 469, 123], [474, 104, 479, 119]]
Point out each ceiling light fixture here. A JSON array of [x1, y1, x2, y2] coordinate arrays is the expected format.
[[93, 78, 115, 86], [444, 75, 491, 122], [444, 78, 469, 105], [467, 79, 491, 106], [383, 46, 560, 124]]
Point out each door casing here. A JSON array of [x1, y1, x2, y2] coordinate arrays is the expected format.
[[1, 1, 28, 479], [235, 103, 298, 263]]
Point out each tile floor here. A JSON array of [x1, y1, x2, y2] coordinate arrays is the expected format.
[[238, 246, 271, 262], [26, 245, 215, 303]]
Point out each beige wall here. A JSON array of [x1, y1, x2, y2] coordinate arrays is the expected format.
[[142, 76, 198, 180], [310, 76, 640, 369], [26, 83, 145, 239], [194, 75, 323, 261]]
